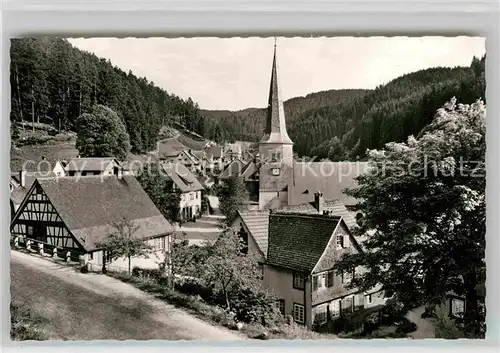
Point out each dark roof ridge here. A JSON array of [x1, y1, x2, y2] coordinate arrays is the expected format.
[[270, 212, 341, 221]]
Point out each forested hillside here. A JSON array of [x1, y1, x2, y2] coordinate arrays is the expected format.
[[202, 56, 485, 160], [201, 89, 369, 143], [10, 38, 205, 153], [291, 56, 486, 159]]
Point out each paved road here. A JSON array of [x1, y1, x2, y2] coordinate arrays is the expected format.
[[10, 250, 243, 341]]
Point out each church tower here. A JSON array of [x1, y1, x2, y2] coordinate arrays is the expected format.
[[258, 40, 294, 210], [258, 40, 294, 165]]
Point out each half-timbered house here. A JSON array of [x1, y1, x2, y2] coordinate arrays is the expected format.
[[10, 174, 174, 271]]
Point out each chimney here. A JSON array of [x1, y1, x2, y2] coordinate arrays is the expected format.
[[19, 170, 27, 188], [314, 191, 324, 214]]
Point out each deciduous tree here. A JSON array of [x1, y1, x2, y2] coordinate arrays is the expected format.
[[75, 104, 131, 161], [335, 98, 486, 337], [217, 176, 249, 226], [96, 218, 152, 275]]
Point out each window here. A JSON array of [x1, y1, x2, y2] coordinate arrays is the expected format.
[[196, 192, 199, 199], [313, 272, 327, 291], [271, 168, 281, 176], [190, 193, 194, 200], [327, 270, 334, 287], [93, 171, 100, 175], [68, 171, 75, 176], [342, 269, 355, 284], [88, 252, 94, 260], [277, 299, 285, 315], [312, 275, 318, 291], [314, 304, 328, 324], [293, 272, 305, 290], [277, 152, 281, 160], [336, 235, 344, 248], [342, 296, 354, 314], [293, 303, 305, 324], [82, 171, 87, 176], [331, 299, 341, 318], [365, 294, 372, 304], [26, 225, 34, 237], [450, 298, 465, 317]]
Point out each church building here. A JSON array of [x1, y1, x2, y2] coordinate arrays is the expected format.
[[233, 41, 369, 211]]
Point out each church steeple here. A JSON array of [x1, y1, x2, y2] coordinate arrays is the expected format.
[[260, 39, 294, 146]]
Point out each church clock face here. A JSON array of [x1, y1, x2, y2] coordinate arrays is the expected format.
[[271, 168, 281, 176]]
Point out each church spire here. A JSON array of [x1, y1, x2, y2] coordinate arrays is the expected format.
[[260, 39, 293, 146]]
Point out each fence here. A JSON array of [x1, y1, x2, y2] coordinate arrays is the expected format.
[[11, 235, 84, 264]]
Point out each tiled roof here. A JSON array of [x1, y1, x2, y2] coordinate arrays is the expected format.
[[162, 162, 204, 193], [205, 146, 223, 159], [241, 160, 260, 180], [24, 172, 58, 189], [267, 213, 341, 273], [290, 161, 369, 206], [33, 175, 173, 251], [238, 210, 270, 257], [218, 159, 245, 179], [66, 157, 119, 172], [158, 138, 187, 158], [10, 186, 27, 205], [276, 199, 357, 228]]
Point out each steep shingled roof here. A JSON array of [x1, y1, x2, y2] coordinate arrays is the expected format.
[[205, 146, 223, 159], [21, 175, 174, 252], [218, 159, 245, 179], [66, 157, 120, 172], [276, 199, 357, 228], [267, 213, 342, 273], [162, 162, 204, 193], [237, 210, 270, 257], [290, 161, 369, 206]]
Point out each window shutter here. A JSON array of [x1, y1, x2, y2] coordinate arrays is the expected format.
[[327, 271, 334, 287], [313, 275, 318, 290], [344, 233, 350, 248]]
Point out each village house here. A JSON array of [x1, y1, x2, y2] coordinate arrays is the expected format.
[[10, 157, 67, 218], [225, 143, 242, 160], [10, 174, 174, 272], [204, 145, 225, 172], [161, 162, 205, 222], [262, 212, 385, 329], [233, 192, 359, 264], [65, 157, 124, 177]]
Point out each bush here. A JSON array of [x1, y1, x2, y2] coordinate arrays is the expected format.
[[10, 302, 46, 341], [230, 289, 280, 324], [395, 318, 417, 334]]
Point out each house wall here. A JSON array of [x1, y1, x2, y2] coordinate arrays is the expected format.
[[364, 289, 387, 309], [87, 235, 170, 271], [258, 142, 294, 165], [258, 190, 288, 210], [179, 191, 202, 219], [53, 162, 66, 177], [263, 265, 306, 320]]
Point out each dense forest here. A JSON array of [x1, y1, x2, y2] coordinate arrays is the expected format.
[[10, 38, 205, 153], [201, 89, 369, 143], [10, 38, 485, 160], [203, 56, 485, 160]]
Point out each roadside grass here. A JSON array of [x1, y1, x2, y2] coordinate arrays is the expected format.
[[10, 301, 47, 341], [109, 272, 336, 340]]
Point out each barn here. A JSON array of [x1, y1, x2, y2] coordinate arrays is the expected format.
[[10, 174, 174, 271]]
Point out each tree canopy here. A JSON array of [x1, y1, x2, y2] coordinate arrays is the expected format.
[[10, 38, 204, 153], [217, 176, 249, 226], [335, 98, 486, 338], [75, 104, 131, 161], [96, 218, 153, 275], [136, 163, 182, 224]]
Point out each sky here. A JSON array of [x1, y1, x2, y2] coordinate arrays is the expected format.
[[68, 37, 485, 111]]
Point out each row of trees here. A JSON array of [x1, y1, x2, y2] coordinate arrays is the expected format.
[[335, 98, 486, 338], [10, 38, 204, 153]]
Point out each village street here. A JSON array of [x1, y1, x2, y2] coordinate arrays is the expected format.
[[10, 250, 244, 341]]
